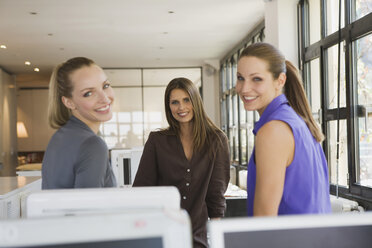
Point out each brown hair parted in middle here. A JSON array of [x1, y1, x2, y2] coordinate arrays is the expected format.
[[164, 77, 225, 158]]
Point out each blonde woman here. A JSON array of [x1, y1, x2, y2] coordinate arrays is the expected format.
[[42, 57, 116, 189]]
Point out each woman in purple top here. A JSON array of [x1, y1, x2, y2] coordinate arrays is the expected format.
[[236, 42, 331, 216]]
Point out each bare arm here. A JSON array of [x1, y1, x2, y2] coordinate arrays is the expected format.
[[253, 120, 294, 216]]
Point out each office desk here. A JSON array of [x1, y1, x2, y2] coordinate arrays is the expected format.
[[0, 176, 41, 219], [225, 183, 247, 217]]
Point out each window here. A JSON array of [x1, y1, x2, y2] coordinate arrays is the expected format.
[[299, 0, 372, 207], [219, 21, 264, 185], [100, 68, 202, 149]]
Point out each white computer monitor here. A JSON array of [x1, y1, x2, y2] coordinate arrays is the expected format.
[[26, 186, 180, 218], [110, 148, 143, 187], [0, 209, 192, 248], [208, 212, 372, 248]]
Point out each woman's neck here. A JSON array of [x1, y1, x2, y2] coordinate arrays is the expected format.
[[179, 122, 193, 139], [72, 114, 101, 134]]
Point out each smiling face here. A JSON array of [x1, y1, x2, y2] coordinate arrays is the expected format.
[[62, 64, 114, 133], [236, 56, 286, 115], [169, 88, 194, 126]]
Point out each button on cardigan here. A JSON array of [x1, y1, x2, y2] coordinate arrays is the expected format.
[[133, 130, 230, 248]]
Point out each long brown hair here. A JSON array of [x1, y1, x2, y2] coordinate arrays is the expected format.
[[164, 77, 226, 158], [48, 57, 95, 129], [239, 42, 324, 142]]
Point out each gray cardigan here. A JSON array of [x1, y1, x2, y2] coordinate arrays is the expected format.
[[42, 115, 116, 189]]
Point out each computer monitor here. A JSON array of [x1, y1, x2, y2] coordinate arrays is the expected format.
[[0, 209, 192, 248], [110, 148, 143, 187], [208, 212, 372, 248], [26, 186, 180, 218]]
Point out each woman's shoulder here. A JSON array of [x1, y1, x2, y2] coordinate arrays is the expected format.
[[209, 128, 227, 140], [144, 129, 177, 147], [78, 135, 107, 155], [207, 129, 228, 150], [149, 128, 176, 137]]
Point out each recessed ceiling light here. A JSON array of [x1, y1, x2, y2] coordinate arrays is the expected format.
[[25, 61, 31, 65], [34, 68, 40, 72], [168, 11, 174, 14], [30, 12, 38, 15], [0, 45, 6, 49]]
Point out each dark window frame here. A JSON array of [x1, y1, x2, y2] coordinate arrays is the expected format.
[[299, 0, 372, 209]]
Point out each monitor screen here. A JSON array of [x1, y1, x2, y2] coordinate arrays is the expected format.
[[208, 212, 372, 248], [110, 148, 143, 187], [0, 210, 192, 248], [19, 237, 163, 248], [26, 186, 180, 218]]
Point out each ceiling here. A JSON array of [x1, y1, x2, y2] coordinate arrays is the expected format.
[[0, 0, 264, 75]]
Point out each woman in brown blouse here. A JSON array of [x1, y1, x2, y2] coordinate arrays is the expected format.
[[133, 77, 230, 248]]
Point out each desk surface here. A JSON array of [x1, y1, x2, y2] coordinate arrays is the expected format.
[[0, 176, 41, 196]]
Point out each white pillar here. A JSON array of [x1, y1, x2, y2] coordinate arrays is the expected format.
[[202, 59, 220, 126], [264, 0, 299, 67]]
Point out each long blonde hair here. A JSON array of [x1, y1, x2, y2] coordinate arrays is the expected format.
[[164, 77, 226, 158], [239, 43, 324, 142], [48, 57, 95, 129]]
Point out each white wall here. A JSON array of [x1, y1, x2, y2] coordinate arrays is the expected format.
[[264, 0, 299, 67], [17, 89, 56, 152], [202, 60, 220, 127]]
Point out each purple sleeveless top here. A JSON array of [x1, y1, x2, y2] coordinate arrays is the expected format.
[[247, 94, 331, 216]]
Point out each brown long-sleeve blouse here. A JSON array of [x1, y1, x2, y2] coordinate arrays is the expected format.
[[133, 129, 230, 248]]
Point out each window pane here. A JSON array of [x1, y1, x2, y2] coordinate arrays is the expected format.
[[229, 128, 234, 162], [101, 87, 142, 148], [143, 68, 201, 86], [328, 120, 348, 187], [103, 137, 118, 149], [240, 128, 247, 164], [326, 0, 345, 36], [232, 94, 238, 126], [355, 33, 372, 187], [143, 87, 168, 139], [103, 124, 118, 136], [309, 0, 321, 44], [233, 127, 239, 163], [104, 69, 142, 86], [221, 65, 227, 92], [117, 112, 131, 122], [226, 63, 232, 90], [239, 96, 247, 124], [353, 0, 372, 21], [310, 58, 322, 125], [247, 111, 256, 162], [327, 44, 346, 108], [221, 98, 227, 132], [231, 54, 238, 87], [228, 95, 233, 127]]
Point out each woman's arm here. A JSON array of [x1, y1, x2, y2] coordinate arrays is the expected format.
[[206, 134, 231, 218], [254, 120, 294, 216], [74, 136, 109, 188], [132, 132, 158, 186]]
